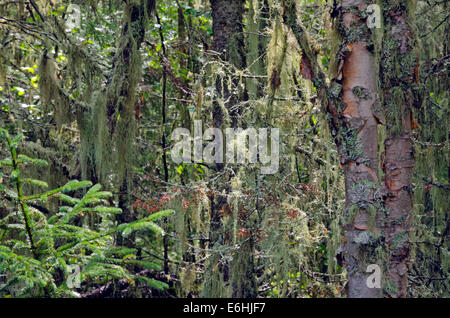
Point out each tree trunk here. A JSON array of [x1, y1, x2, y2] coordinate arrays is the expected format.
[[202, 0, 257, 298], [332, 0, 382, 298], [282, 0, 382, 297], [106, 0, 154, 245], [379, 0, 419, 298], [247, 0, 269, 100]]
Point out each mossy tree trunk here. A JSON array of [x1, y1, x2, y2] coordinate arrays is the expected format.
[[230, 0, 270, 299], [282, 0, 382, 297], [247, 0, 269, 100], [202, 0, 257, 298], [378, 0, 420, 298], [104, 0, 155, 245], [331, 0, 382, 298]]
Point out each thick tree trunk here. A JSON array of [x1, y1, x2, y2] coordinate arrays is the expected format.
[[282, 0, 382, 297], [332, 1, 382, 298]]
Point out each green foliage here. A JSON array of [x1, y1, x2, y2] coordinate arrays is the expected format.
[[0, 130, 174, 297]]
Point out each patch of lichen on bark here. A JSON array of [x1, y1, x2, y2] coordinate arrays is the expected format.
[[338, 20, 368, 45], [352, 86, 371, 100], [341, 126, 370, 164], [344, 177, 387, 271], [326, 84, 370, 165], [334, 5, 375, 51], [344, 179, 379, 232], [379, 2, 421, 138]]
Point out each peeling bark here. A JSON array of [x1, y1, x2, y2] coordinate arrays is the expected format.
[[336, 2, 382, 298], [281, 0, 383, 297]]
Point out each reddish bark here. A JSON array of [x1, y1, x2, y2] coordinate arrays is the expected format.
[[380, 2, 419, 297]]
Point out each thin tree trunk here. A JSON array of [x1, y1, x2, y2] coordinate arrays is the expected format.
[[155, 9, 170, 275], [379, 0, 419, 298], [202, 0, 255, 298], [247, 0, 269, 100], [108, 0, 155, 246]]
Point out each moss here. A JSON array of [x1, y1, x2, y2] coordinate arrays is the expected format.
[[328, 82, 342, 100], [441, 247, 449, 275], [353, 231, 376, 245], [384, 278, 400, 297], [327, 218, 341, 274], [367, 204, 377, 232], [38, 53, 72, 129], [339, 126, 369, 164], [352, 86, 371, 101], [384, 86, 405, 137], [230, 239, 258, 297], [377, 118, 386, 175], [345, 204, 360, 225], [392, 231, 409, 249], [336, 8, 370, 45], [266, 15, 288, 117]]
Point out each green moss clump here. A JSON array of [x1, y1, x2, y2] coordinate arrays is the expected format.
[[352, 86, 371, 101], [346, 204, 360, 225]]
